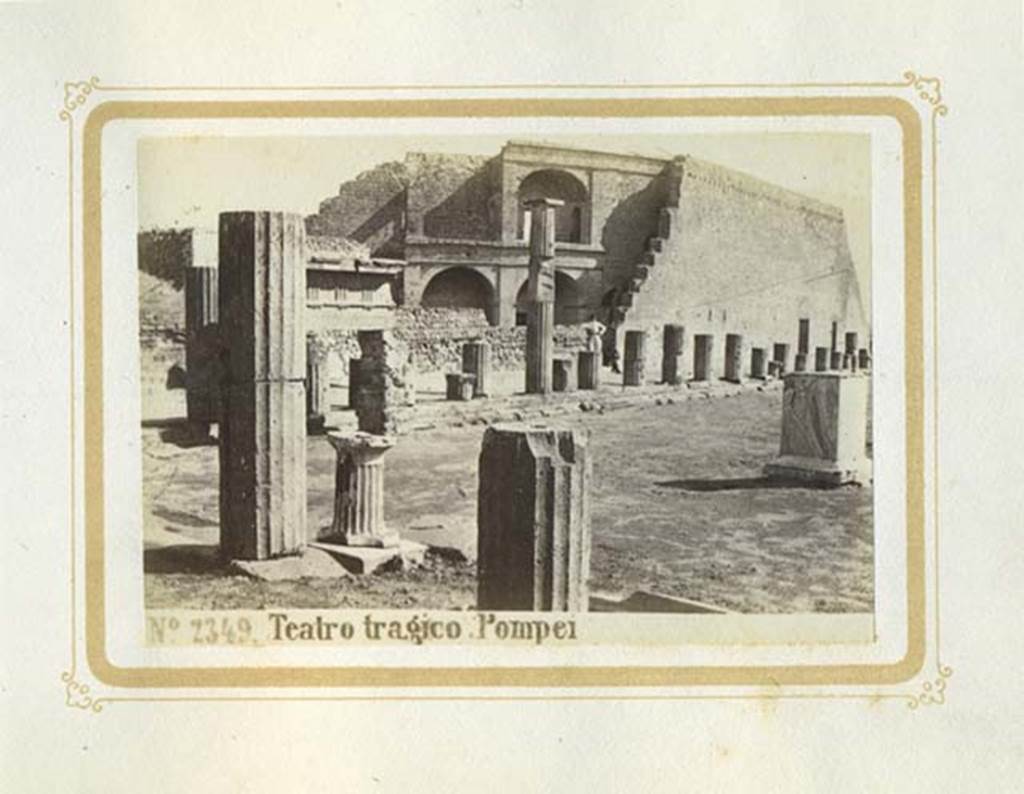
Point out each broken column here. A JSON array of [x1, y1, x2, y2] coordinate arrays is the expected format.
[[724, 333, 744, 382], [552, 354, 576, 392], [765, 372, 872, 485], [794, 352, 808, 372], [623, 330, 646, 386], [347, 358, 363, 409], [772, 343, 790, 374], [815, 346, 829, 372], [446, 372, 475, 401], [830, 350, 843, 370], [324, 431, 398, 547], [750, 347, 767, 379], [218, 211, 307, 560], [693, 334, 714, 381], [355, 330, 415, 434], [477, 423, 592, 611], [577, 350, 599, 390], [184, 265, 220, 433], [858, 348, 871, 370], [524, 198, 563, 395], [306, 336, 327, 433], [662, 324, 685, 385], [462, 340, 491, 397]]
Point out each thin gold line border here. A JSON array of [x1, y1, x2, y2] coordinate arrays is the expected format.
[[81, 96, 926, 689]]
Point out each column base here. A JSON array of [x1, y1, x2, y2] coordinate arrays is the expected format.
[[310, 539, 427, 575], [764, 455, 872, 486]]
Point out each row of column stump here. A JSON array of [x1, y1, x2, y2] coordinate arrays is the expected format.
[[190, 209, 871, 614]]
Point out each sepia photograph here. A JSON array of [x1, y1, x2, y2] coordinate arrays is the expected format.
[[137, 131, 875, 621]]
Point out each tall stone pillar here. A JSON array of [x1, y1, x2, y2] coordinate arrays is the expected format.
[[477, 423, 592, 611], [577, 350, 600, 390], [218, 211, 307, 560], [662, 324, 685, 385], [324, 431, 398, 547], [814, 347, 829, 372], [184, 265, 220, 430], [623, 330, 646, 386], [750, 347, 767, 379], [765, 372, 871, 485], [524, 197, 563, 395], [462, 340, 491, 398], [724, 333, 744, 382], [693, 334, 714, 381], [798, 319, 810, 356]]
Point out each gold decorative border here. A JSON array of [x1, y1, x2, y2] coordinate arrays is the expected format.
[[61, 76, 948, 706]]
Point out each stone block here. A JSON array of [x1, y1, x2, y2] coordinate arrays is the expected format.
[[772, 343, 790, 374], [461, 340, 491, 397], [693, 334, 714, 381], [219, 381, 307, 560], [477, 423, 592, 611], [724, 333, 744, 382], [662, 324, 685, 385], [577, 350, 599, 390], [750, 347, 767, 379], [311, 539, 427, 575], [623, 330, 646, 386], [446, 372, 476, 401], [764, 372, 871, 485], [552, 354, 576, 392]]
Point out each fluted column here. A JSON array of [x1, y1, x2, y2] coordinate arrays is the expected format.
[[218, 211, 307, 561], [325, 431, 398, 548], [184, 265, 220, 429], [477, 423, 592, 611]]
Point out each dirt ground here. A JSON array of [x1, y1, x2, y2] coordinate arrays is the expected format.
[[144, 388, 873, 613]]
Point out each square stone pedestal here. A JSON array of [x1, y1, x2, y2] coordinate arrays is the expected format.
[[764, 372, 872, 486]]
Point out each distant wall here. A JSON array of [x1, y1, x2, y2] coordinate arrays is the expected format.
[[620, 158, 868, 379]]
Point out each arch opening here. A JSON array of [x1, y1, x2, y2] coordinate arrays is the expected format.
[[419, 266, 496, 325], [517, 169, 589, 244], [514, 271, 586, 326]]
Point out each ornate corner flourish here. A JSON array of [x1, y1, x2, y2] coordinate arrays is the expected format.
[[902, 71, 949, 116], [61, 670, 106, 713], [907, 664, 953, 709], [59, 76, 100, 122]]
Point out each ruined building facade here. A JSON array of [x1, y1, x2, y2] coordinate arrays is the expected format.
[[138, 140, 867, 417]]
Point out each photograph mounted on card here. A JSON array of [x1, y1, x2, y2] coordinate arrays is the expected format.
[[74, 88, 934, 689]]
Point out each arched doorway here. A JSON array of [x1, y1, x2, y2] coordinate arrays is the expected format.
[[514, 271, 585, 326], [517, 170, 589, 244], [420, 266, 496, 325]]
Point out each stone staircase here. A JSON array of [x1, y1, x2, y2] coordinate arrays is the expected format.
[[609, 165, 683, 324]]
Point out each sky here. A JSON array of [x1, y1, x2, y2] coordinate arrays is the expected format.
[[138, 132, 871, 295]]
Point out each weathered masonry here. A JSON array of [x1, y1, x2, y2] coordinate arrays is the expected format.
[[139, 139, 868, 418]]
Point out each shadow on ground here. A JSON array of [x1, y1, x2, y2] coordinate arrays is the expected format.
[[655, 476, 842, 492], [144, 544, 223, 574]]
